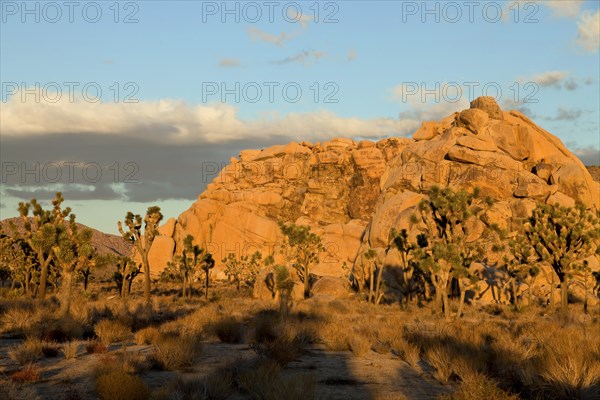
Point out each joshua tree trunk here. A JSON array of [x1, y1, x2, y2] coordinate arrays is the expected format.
[[442, 290, 451, 321], [142, 253, 151, 305], [368, 264, 374, 303], [559, 276, 568, 315], [374, 264, 385, 305], [511, 278, 519, 311], [38, 253, 51, 300], [303, 263, 310, 299], [205, 270, 210, 300], [121, 277, 128, 297], [456, 280, 467, 319], [182, 275, 187, 298], [59, 269, 75, 317]]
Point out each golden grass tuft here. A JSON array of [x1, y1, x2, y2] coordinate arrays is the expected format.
[[95, 370, 150, 400], [94, 319, 131, 345], [8, 337, 43, 365]]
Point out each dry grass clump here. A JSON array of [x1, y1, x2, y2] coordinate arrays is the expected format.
[[40, 316, 85, 342], [425, 344, 455, 383], [151, 333, 202, 370], [134, 326, 161, 345], [42, 343, 60, 357], [165, 369, 234, 400], [94, 319, 131, 345], [8, 337, 43, 365], [319, 320, 350, 351], [0, 306, 41, 335], [440, 373, 520, 400], [10, 363, 42, 383], [348, 332, 371, 357], [212, 317, 244, 343], [94, 350, 149, 376], [0, 380, 42, 400], [391, 336, 421, 367], [61, 341, 80, 359], [237, 359, 316, 400], [95, 370, 150, 400], [85, 340, 108, 354]]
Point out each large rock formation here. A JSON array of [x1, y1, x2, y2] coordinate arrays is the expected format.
[[149, 98, 600, 286]]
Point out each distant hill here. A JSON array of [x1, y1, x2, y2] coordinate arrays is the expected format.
[[0, 217, 132, 257], [587, 166, 600, 183]]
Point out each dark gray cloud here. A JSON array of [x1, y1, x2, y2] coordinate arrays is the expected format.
[[0, 133, 301, 203], [1, 131, 359, 203]]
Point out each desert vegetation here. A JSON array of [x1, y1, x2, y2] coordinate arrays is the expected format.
[[1, 189, 599, 400]]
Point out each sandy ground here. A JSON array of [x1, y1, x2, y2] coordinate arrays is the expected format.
[[1, 337, 451, 400]]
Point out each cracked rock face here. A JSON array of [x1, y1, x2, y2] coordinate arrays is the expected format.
[[149, 97, 599, 282]]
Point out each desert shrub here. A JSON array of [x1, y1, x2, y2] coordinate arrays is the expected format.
[[319, 321, 349, 351], [10, 363, 42, 382], [95, 370, 150, 400], [348, 334, 371, 357], [167, 368, 234, 400], [212, 317, 244, 343], [134, 326, 160, 345], [94, 350, 149, 376], [391, 337, 420, 367], [0, 380, 42, 400], [94, 319, 131, 345], [85, 340, 108, 354], [61, 341, 80, 359], [426, 344, 455, 383], [41, 317, 84, 342], [8, 337, 43, 365], [42, 343, 59, 357], [0, 307, 41, 336], [253, 313, 279, 343], [238, 360, 316, 400], [152, 334, 202, 370], [440, 373, 520, 400], [262, 335, 306, 366]]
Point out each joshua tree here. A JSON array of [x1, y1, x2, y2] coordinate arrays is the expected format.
[[413, 186, 497, 320], [273, 265, 295, 314], [201, 252, 215, 300], [118, 206, 163, 305], [113, 255, 141, 297], [506, 238, 541, 310], [0, 230, 38, 294], [390, 228, 422, 308], [223, 251, 262, 290], [18, 192, 71, 299], [279, 222, 323, 298], [165, 235, 204, 298], [522, 203, 599, 314], [52, 215, 95, 316]]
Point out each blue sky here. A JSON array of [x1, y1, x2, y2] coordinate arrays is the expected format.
[[1, 0, 599, 233]]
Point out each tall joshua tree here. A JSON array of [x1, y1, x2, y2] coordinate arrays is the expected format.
[[522, 203, 599, 314], [414, 186, 498, 320], [118, 206, 163, 305], [52, 215, 94, 316], [279, 222, 323, 298], [18, 192, 71, 299]]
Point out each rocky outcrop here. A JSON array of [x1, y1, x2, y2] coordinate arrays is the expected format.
[[152, 97, 599, 291]]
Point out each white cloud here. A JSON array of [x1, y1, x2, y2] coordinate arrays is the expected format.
[[246, 26, 306, 47], [529, 71, 569, 87], [502, 1, 584, 22], [347, 49, 356, 62], [0, 93, 420, 143], [272, 50, 327, 66], [576, 9, 600, 52], [218, 58, 242, 68], [544, 0, 585, 19], [391, 82, 470, 122]]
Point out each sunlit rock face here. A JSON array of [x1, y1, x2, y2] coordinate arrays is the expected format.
[[149, 97, 599, 289]]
